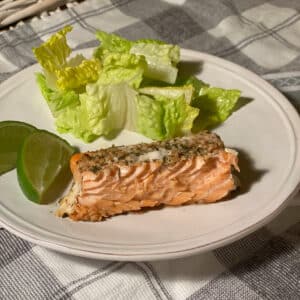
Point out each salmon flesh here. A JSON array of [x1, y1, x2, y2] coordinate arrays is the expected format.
[[56, 131, 239, 221]]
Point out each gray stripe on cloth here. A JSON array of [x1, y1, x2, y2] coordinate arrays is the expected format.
[[187, 271, 262, 300], [132, 263, 164, 300], [115, 21, 161, 41], [214, 227, 273, 267], [269, 55, 300, 75], [223, 5, 300, 54], [280, 91, 300, 112], [111, 0, 172, 20], [222, 0, 270, 13], [0, 72, 16, 83], [0, 0, 135, 50], [280, 221, 300, 246], [189, 226, 300, 300], [74, 39, 99, 51], [184, 0, 243, 30], [51, 261, 120, 299], [213, 12, 300, 57], [144, 262, 172, 300], [256, 23, 300, 52], [143, 6, 204, 44], [267, 76, 300, 89], [261, 72, 300, 112], [57, 262, 126, 300], [218, 233, 300, 299], [182, 32, 270, 74], [68, 6, 96, 33], [270, 0, 300, 10], [0, 22, 43, 51], [0, 230, 32, 269], [0, 24, 42, 69], [0, 249, 71, 300]]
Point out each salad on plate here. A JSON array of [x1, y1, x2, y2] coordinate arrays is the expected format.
[[33, 26, 241, 143]]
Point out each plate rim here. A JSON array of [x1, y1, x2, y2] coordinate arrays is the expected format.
[[0, 48, 300, 261]]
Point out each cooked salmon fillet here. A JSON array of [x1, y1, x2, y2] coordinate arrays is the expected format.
[[56, 131, 239, 221]]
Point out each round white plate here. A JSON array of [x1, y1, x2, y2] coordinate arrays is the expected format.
[[0, 49, 300, 261]]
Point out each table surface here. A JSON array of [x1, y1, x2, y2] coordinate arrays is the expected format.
[[0, 0, 300, 299]]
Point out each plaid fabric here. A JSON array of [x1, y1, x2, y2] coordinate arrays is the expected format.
[[1, 0, 300, 299]]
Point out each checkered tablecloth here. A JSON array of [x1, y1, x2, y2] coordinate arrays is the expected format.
[[1, 1, 300, 299]]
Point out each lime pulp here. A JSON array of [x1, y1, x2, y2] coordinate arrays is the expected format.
[[17, 130, 75, 204]]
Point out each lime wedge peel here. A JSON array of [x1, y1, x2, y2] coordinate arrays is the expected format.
[[17, 130, 75, 204], [0, 121, 37, 175]]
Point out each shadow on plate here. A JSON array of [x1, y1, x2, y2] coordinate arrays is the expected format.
[[177, 60, 203, 78], [226, 148, 268, 201], [233, 96, 253, 112]]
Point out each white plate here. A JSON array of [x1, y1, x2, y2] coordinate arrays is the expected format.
[[0, 49, 300, 261]]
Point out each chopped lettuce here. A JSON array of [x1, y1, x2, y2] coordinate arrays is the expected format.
[[174, 75, 240, 131], [36, 73, 79, 117], [139, 85, 194, 104], [176, 75, 209, 98], [97, 52, 146, 88], [94, 31, 180, 84], [56, 82, 138, 142], [192, 86, 241, 131], [136, 94, 199, 140], [33, 25, 101, 91], [130, 43, 179, 84], [33, 27, 242, 143], [94, 31, 132, 58]]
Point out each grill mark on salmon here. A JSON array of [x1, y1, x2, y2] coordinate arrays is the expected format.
[[56, 131, 239, 221]]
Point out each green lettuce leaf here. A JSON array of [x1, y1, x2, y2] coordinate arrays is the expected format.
[[54, 50, 146, 142], [175, 75, 240, 131], [192, 87, 241, 131], [33, 25, 101, 91], [36, 73, 79, 117], [96, 52, 146, 88], [56, 81, 138, 142], [139, 85, 194, 104], [33, 26, 72, 73], [94, 31, 132, 59], [130, 43, 180, 84], [94, 31, 180, 84], [136, 94, 199, 140], [176, 75, 209, 98]]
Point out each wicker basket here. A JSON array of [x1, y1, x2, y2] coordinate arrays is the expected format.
[[0, 0, 76, 29]]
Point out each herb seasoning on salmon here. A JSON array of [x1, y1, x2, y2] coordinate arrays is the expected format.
[[56, 131, 239, 221]]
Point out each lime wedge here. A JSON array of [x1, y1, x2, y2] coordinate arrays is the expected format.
[[0, 121, 37, 175], [17, 130, 75, 204]]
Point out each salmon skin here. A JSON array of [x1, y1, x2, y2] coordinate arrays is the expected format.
[[56, 131, 239, 222]]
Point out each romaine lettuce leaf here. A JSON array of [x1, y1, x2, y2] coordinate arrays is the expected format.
[[192, 87, 241, 131], [54, 50, 146, 142], [94, 30, 132, 59], [34, 28, 242, 144], [33, 26, 72, 73], [176, 75, 209, 98], [139, 85, 194, 104], [33, 25, 101, 91], [56, 82, 138, 142], [136, 94, 199, 140], [96, 52, 146, 88], [94, 31, 180, 84], [36, 73, 79, 117], [130, 43, 180, 84], [175, 75, 240, 131], [56, 58, 101, 91]]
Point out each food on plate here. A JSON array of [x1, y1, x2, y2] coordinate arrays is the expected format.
[[17, 130, 75, 204], [56, 131, 239, 221], [33, 26, 241, 143], [0, 121, 37, 175]]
